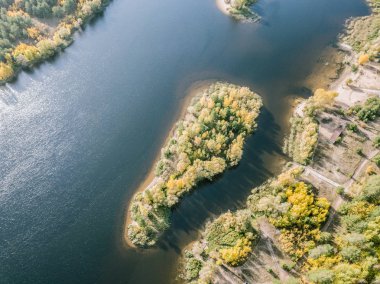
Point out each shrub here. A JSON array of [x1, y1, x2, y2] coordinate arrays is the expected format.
[[358, 54, 370, 65], [373, 154, 380, 167], [307, 269, 334, 284], [373, 136, 380, 148], [347, 123, 358, 132], [317, 232, 333, 243], [281, 260, 296, 272], [219, 237, 252, 266], [182, 254, 202, 281], [205, 210, 257, 255], [284, 277, 300, 284], [350, 97, 380, 122], [308, 244, 335, 259], [336, 186, 345, 195], [362, 175, 380, 204], [0, 62, 14, 82], [334, 136, 343, 145], [340, 246, 361, 262]]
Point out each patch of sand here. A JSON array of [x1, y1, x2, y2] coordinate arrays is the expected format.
[[332, 62, 380, 106], [216, 0, 230, 15]]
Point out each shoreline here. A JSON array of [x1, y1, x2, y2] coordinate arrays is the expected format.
[[302, 0, 379, 106], [215, 0, 230, 16], [123, 80, 218, 249], [0, 1, 110, 86]]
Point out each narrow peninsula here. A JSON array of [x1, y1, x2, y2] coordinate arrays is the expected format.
[[126, 82, 262, 247], [216, 0, 259, 22], [178, 0, 380, 281], [0, 0, 109, 84]]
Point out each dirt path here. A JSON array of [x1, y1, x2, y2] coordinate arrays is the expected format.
[[344, 149, 380, 189], [259, 220, 289, 282], [322, 149, 379, 231], [304, 166, 341, 188], [322, 195, 343, 231]]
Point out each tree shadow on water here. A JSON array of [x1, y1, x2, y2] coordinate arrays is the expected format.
[[156, 107, 285, 253]]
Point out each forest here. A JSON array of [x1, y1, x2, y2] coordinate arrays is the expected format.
[[284, 88, 337, 165], [0, 0, 109, 83], [182, 166, 380, 283], [180, 83, 380, 283], [127, 82, 262, 247], [181, 168, 331, 283]]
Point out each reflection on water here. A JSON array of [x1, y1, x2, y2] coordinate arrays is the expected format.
[[0, 0, 368, 283]]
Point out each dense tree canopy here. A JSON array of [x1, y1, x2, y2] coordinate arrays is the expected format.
[[127, 82, 262, 247], [0, 0, 108, 83], [182, 210, 257, 283], [247, 168, 330, 260], [305, 174, 380, 284]]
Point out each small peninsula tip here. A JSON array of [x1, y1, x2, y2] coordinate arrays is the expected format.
[[216, 0, 259, 22]]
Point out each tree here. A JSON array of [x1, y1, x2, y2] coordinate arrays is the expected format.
[[362, 175, 380, 204], [308, 244, 335, 259], [373, 154, 380, 167], [219, 237, 252, 266], [311, 89, 338, 108], [358, 54, 369, 65], [36, 39, 57, 59], [12, 43, 40, 66], [340, 246, 361, 262], [307, 269, 334, 284], [0, 62, 14, 81]]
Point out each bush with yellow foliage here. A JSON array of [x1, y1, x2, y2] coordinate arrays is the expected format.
[[0, 62, 15, 82], [358, 54, 370, 65], [219, 237, 252, 266], [309, 88, 338, 110], [12, 43, 41, 66]]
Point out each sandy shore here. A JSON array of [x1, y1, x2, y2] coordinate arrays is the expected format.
[[123, 80, 217, 249], [296, 41, 380, 117], [216, 0, 230, 15], [331, 46, 380, 107]]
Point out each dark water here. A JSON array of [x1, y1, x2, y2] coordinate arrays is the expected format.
[[0, 0, 368, 283]]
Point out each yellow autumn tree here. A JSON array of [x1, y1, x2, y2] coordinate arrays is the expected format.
[[12, 43, 41, 66], [219, 237, 252, 266], [358, 54, 370, 65], [27, 27, 41, 40], [311, 88, 338, 108], [0, 62, 14, 82], [269, 182, 330, 259]]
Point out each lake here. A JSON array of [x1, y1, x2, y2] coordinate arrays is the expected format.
[[0, 0, 368, 283]]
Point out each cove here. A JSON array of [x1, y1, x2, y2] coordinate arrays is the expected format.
[[0, 0, 368, 283]]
